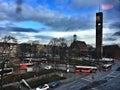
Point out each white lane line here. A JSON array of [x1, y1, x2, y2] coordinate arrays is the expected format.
[[69, 85, 76, 89], [81, 78, 92, 82], [92, 88, 98, 90]]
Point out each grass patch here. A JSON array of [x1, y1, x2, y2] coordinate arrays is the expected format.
[[4, 85, 18, 90], [3, 69, 54, 84], [28, 74, 66, 88], [4, 74, 66, 90]]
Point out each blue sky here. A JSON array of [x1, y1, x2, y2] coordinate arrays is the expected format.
[[0, 0, 120, 46]]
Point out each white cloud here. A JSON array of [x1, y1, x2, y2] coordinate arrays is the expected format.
[[0, 1, 95, 31], [0, 0, 119, 46], [32, 29, 96, 45]]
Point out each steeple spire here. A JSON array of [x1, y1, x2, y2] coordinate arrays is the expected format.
[[73, 34, 77, 41], [99, 4, 101, 12]]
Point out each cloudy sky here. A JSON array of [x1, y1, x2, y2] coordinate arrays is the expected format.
[[0, 0, 120, 46]]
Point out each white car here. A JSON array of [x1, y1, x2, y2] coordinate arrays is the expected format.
[[44, 65, 52, 70], [36, 84, 49, 90]]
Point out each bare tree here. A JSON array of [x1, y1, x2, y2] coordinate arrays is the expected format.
[[0, 36, 18, 90], [27, 40, 39, 58], [49, 38, 60, 58], [59, 38, 68, 60], [48, 38, 68, 60]]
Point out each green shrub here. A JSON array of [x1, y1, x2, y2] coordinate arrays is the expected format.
[[4, 85, 17, 90], [3, 69, 54, 84], [28, 74, 66, 88]]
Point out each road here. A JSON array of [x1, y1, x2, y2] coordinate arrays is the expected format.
[[53, 60, 120, 90], [3, 59, 120, 90], [94, 73, 120, 90], [53, 73, 90, 90]]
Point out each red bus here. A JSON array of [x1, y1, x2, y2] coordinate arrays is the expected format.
[[20, 63, 34, 70], [75, 65, 97, 73]]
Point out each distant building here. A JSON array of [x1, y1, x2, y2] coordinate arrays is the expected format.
[[37, 44, 53, 57], [69, 40, 88, 57], [19, 43, 38, 58], [0, 42, 18, 58], [103, 45, 120, 59]]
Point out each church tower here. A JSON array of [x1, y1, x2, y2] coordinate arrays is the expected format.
[[96, 12, 103, 59]]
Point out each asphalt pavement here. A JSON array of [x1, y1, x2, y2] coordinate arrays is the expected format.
[[3, 59, 120, 90], [54, 60, 120, 90]]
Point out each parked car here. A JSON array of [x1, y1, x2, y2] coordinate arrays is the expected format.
[[48, 80, 61, 88], [36, 84, 49, 90], [44, 65, 52, 70]]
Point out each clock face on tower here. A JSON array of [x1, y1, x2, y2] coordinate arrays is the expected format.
[[98, 23, 101, 26]]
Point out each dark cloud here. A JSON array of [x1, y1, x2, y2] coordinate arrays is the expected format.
[[0, 0, 119, 32], [10, 27, 39, 33], [104, 37, 117, 41], [50, 0, 70, 10], [0, 27, 4, 30], [0, 0, 120, 45], [0, 27, 39, 33], [113, 31, 120, 36], [45, 14, 95, 31], [69, 0, 100, 9], [103, 1, 120, 26], [16, 0, 23, 13], [0, 1, 95, 31], [69, 0, 118, 9], [16, 0, 23, 5], [109, 22, 120, 30]]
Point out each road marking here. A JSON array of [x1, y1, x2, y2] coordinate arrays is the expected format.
[[107, 75, 116, 78], [106, 71, 120, 78], [81, 78, 92, 82], [92, 88, 98, 90], [69, 85, 76, 89]]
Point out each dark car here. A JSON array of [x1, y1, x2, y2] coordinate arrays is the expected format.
[[49, 80, 61, 88]]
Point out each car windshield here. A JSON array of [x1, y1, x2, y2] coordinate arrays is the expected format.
[[42, 85, 47, 88]]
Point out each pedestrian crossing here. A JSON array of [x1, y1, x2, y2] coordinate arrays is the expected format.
[[81, 77, 93, 82], [107, 71, 120, 77], [81, 74, 96, 82], [103, 71, 120, 81], [81, 71, 120, 83]]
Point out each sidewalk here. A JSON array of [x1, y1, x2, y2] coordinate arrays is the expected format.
[[60, 73, 76, 84]]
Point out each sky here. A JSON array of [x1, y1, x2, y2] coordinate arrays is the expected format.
[[0, 0, 120, 46]]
